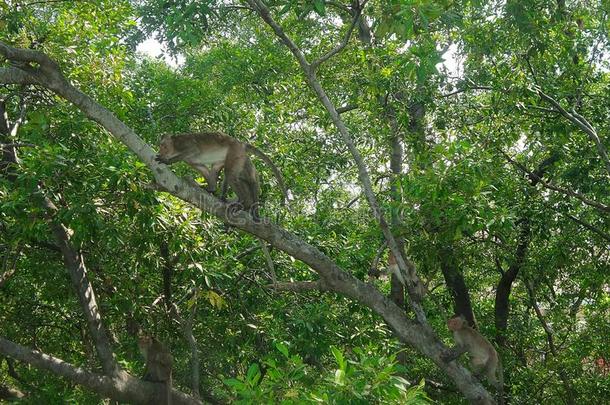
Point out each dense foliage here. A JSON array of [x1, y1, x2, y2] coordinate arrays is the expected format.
[[1, 0, 608, 403]]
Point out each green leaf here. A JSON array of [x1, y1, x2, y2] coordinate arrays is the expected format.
[[276, 342, 290, 358], [313, 0, 326, 16]]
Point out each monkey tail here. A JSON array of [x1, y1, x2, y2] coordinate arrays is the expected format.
[[246, 144, 288, 206], [496, 356, 505, 405]]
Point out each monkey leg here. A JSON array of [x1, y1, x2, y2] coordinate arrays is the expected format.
[[485, 366, 501, 390], [232, 178, 258, 219], [193, 164, 220, 194]]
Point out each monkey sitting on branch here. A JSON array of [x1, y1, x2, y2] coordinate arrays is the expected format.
[[138, 334, 173, 405], [155, 132, 287, 220], [443, 314, 504, 404]]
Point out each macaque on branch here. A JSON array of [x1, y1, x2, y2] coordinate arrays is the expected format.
[[387, 251, 427, 300], [138, 335, 173, 405], [443, 315, 504, 404], [156, 132, 287, 220]]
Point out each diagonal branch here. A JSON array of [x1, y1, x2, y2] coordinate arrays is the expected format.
[[563, 212, 610, 243], [523, 280, 576, 404], [0, 40, 494, 404], [248, 0, 310, 71], [536, 89, 610, 175], [38, 187, 125, 378], [0, 336, 200, 405], [266, 280, 329, 292], [500, 149, 610, 214], [0, 85, 122, 378], [244, 1, 428, 323], [310, 0, 366, 69]]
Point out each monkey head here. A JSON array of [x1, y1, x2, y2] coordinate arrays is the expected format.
[[155, 134, 175, 164], [447, 315, 467, 331]]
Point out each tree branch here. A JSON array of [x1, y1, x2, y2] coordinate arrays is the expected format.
[[248, 0, 311, 71], [160, 241, 201, 398], [0, 246, 21, 289], [38, 188, 124, 378], [440, 86, 493, 97], [563, 212, 610, 243], [310, 0, 366, 69], [536, 88, 610, 175], [336, 104, 358, 114], [500, 149, 610, 214], [266, 280, 329, 292], [523, 280, 576, 404], [0, 40, 494, 404], [244, 1, 429, 325], [0, 67, 38, 85], [0, 336, 200, 405]]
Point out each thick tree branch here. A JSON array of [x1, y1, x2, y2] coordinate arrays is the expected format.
[[494, 153, 558, 346], [38, 188, 124, 378], [0, 336, 200, 405], [0, 88, 120, 381], [0, 40, 494, 404], [387, 106, 406, 309], [0, 67, 38, 85]]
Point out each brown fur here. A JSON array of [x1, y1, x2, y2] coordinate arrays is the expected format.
[[138, 335, 173, 405], [156, 132, 286, 220], [445, 315, 504, 404], [387, 251, 427, 299]]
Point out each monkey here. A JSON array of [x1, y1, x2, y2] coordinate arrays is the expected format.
[[443, 315, 504, 405], [155, 132, 287, 220], [387, 250, 427, 300], [138, 335, 173, 405]]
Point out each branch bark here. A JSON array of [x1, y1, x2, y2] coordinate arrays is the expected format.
[[245, 0, 428, 324], [0, 336, 200, 405], [0, 40, 495, 404]]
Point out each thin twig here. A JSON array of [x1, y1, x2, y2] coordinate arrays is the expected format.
[[310, 0, 368, 69], [440, 86, 493, 97], [499, 149, 610, 214], [536, 88, 610, 175], [267, 280, 328, 292]]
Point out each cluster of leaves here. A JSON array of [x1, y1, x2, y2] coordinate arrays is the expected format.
[[225, 342, 431, 404]]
